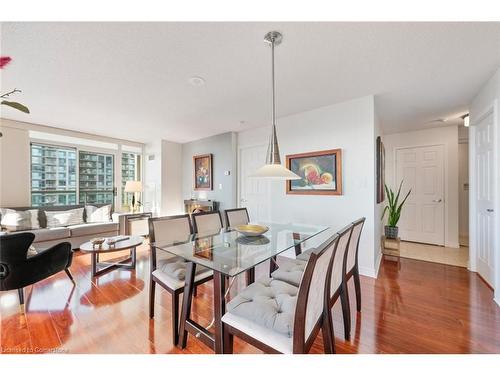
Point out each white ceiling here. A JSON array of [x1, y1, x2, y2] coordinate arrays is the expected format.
[[1, 22, 500, 143]]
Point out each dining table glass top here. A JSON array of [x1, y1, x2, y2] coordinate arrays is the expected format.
[[154, 222, 330, 277]]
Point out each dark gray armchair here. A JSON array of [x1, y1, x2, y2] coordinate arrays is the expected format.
[[0, 232, 74, 306]]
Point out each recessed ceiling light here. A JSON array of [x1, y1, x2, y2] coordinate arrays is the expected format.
[[188, 76, 205, 87]]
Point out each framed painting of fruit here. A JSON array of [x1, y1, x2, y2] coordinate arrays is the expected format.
[[193, 153, 213, 191], [286, 149, 342, 195]]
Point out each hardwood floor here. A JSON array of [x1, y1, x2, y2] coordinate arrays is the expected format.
[[1, 245, 499, 354]]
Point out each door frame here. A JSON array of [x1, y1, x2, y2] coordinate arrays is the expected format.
[[469, 99, 499, 303], [393, 143, 448, 247], [237, 143, 271, 220]]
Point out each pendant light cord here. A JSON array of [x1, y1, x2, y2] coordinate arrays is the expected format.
[[271, 36, 276, 127]]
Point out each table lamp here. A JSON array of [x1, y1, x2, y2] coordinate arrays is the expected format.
[[124, 180, 143, 213]]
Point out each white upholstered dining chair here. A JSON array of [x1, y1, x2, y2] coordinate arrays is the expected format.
[[221, 233, 341, 354], [224, 208, 250, 229], [191, 211, 223, 235], [341, 217, 365, 340], [148, 214, 213, 345]]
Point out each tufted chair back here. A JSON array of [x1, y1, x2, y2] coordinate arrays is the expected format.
[[346, 218, 365, 273], [148, 215, 193, 246], [293, 233, 339, 351], [331, 223, 354, 298], [192, 211, 223, 235], [224, 208, 250, 229]]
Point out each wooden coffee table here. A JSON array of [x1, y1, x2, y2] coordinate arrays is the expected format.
[[80, 236, 144, 277]]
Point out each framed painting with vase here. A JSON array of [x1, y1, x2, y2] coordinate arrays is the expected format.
[[286, 149, 342, 195], [193, 153, 213, 191]]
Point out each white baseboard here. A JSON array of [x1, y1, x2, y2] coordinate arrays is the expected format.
[[359, 266, 377, 278], [445, 241, 460, 249], [359, 251, 383, 279]]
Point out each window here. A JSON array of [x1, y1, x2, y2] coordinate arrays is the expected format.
[[78, 151, 114, 205], [30, 141, 142, 208], [121, 152, 141, 209], [30, 144, 77, 207]]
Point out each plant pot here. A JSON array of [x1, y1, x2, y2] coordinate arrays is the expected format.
[[385, 225, 399, 239]]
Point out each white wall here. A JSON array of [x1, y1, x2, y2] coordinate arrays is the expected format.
[[238, 96, 381, 277], [143, 139, 184, 216], [143, 140, 163, 215], [162, 140, 183, 215], [0, 122, 30, 206], [383, 126, 460, 248], [470, 66, 500, 305], [458, 141, 469, 246]]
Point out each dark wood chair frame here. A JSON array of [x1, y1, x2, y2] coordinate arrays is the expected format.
[[222, 234, 341, 354], [320, 223, 354, 350], [340, 217, 365, 340], [148, 214, 213, 345], [223, 207, 250, 229], [191, 210, 224, 235]]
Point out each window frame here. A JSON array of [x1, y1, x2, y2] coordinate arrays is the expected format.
[[29, 138, 143, 209]]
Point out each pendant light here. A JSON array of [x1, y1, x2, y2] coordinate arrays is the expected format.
[[250, 31, 301, 180]]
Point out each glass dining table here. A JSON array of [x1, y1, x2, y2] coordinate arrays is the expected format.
[[153, 222, 329, 353]]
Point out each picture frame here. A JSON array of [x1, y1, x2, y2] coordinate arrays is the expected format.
[[193, 153, 213, 191], [376, 136, 385, 203], [286, 149, 343, 195]]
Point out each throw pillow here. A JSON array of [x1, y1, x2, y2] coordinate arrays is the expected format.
[[0, 208, 40, 231], [85, 205, 111, 223], [45, 207, 84, 228]]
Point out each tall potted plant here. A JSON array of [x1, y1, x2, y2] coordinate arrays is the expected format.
[[381, 181, 411, 239]]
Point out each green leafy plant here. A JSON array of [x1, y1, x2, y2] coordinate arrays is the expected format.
[[381, 181, 411, 227]]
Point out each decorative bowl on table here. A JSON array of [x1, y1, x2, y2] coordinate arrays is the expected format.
[[235, 224, 269, 237]]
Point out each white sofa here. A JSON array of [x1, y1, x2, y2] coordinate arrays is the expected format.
[[0, 204, 119, 250]]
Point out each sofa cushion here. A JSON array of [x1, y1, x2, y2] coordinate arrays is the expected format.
[[0, 208, 40, 231], [45, 207, 84, 228], [16, 227, 72, 243], [68, 222, 118, 237], [225, 277, 299, 337], [85, 205, 111, 223]]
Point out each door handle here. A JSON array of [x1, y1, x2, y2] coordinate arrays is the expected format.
[[240, 198, 247, 203], [432, 199, 442, 203], [487, 208, 494, 212]]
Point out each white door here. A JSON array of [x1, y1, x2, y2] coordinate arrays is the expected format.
[[239, 145, 270, 222], [474, 112, 495, 286], [396, 145, 445, 245]]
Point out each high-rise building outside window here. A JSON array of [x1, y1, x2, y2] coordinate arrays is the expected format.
[[30, 143, 77, 206]]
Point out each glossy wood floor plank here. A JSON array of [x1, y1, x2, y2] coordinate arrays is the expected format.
[[1, 246, 499, 354]]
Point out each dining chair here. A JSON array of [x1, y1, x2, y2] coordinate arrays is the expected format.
[[341, 217, 365, 340], [221, 233, 340, 354], [224, 207, 250, 229], [271, 223, 354, 342], [148, 214, 213, 345], [191, 211, 223, 235]]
